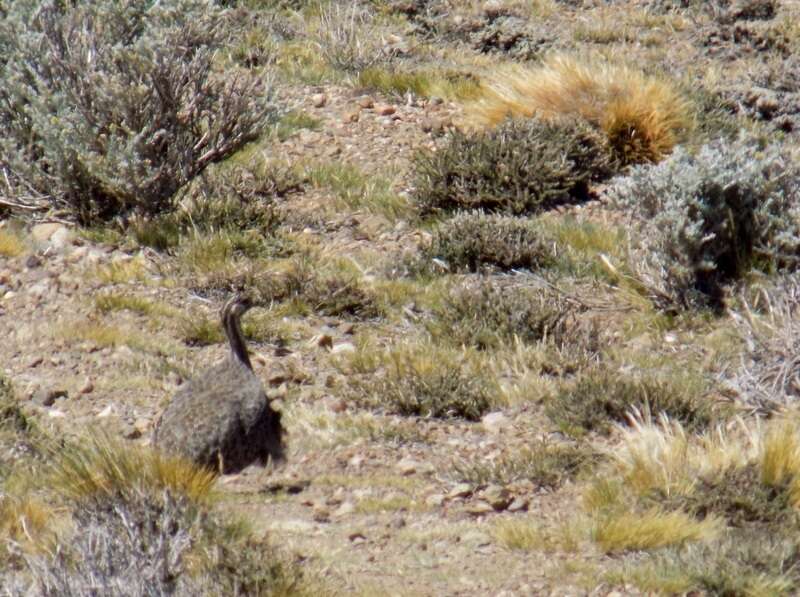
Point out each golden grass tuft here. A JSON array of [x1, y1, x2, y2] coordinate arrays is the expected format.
[[0, 228, 26, 257], [464, 54, 693, 164], [0, 495, 55, 556], [493, 517, 585, 553], [592, 509, 721, 553], [47, 432, 217, 505]]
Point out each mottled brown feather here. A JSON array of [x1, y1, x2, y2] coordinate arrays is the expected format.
[[153, 296, 284, 473]]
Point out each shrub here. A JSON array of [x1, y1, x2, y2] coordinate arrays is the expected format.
[[548, 368, 714, 435], [608, 137, 800, 309], [132, 159, 299, 251], [429, 279, 573, 350], [420, 212, 556, 273], [17, 434, 302, 595], [451, 439, 596, 488], [413, 116, 615, 215], [0, 0, 277, 224], [347, 348, 498, 420], [464, 54, 693, 165]]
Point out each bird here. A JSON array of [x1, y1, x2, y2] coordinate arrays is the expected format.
[[153, 293, 285, 473]]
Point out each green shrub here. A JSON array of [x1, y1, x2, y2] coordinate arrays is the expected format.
[[413, 117, 616, 215], [451, 439, 596, 488], [0, 0, 278, 223], [429, 279, 572, 350], [548, 368, 714, 435], [609, 137, 800, 309], [420, 212, 556, 273], [348, 350, 497, 420]]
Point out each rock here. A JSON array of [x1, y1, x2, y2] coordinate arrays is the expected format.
[[310, 334, 334, 350], [96, 404, 114, 418], [32, 388, 67, 407], [448, 483, 473, 499], [375, 104, 396, 116], [330, 342, 356, 355], [343, 110, 359, 123], [311, 93, 327, 108], [358, 96, 374, 109], [312, 504, 331, 523], [123, 423, 142, 440], [481, 412, 510, 434], [133, 418, 150, 436], [78, 377, 94, 394], [481, 484, 512, 511], [426, 493, 445, 508], [50, 226, 75, 251], [507, 497, 529, 512], [333, 501, 356, 518], [341, 323, 355, 335], [28, 356, 44, 368], [396, 457, 420, 476], [24, 255, 42, 269], [30, 223, 64, 244], [420, 117, 434, 132], [348, 531, 367, 544], [466, 501, 494, 516], [430, 96, 444, 105]]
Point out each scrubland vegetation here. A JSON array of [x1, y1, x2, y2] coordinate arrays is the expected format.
[[2, 0, 800, 594]]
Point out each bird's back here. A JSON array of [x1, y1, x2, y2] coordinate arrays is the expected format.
[[154, 354, 284, 473]]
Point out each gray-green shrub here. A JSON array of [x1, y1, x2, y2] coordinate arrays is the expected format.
[[0, 0, 278, 223], [608, 136, 800, 308], [413, 117, 616, 215], [422, 212, 556, 273]]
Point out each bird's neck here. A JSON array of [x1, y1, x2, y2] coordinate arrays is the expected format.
[[224, 312, 252, 370]]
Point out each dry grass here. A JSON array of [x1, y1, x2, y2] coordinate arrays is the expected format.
[[464, 54, 693, 164], [493, 517, 586, 553], [0, 228, 26, 257], [592, 509, 721, 553], [46, 432, 217, 505]]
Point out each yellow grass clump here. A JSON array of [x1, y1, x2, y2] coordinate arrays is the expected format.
[[592, 509, 721, 553], [464, 54, 693, 165], [47, 432, 217, 505]]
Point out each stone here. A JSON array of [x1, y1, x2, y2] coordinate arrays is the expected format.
[[358, 96, 374, 109], [123, 423, 142, 440], [312, 504, 331, 522], [30, 223, 64, 244], [466, 502, 494, 516], [311, 93, 327, 108], [343, 111, 359, 123], [481, 412, 510, 434], [375, 104, 396, 116], [78, 377, 94, 394], [396, 457, 420, 476], [310, 334, 334, 350], [507, 497, 529, 512], [448, 483, 473, 499], [425, 493, 445, 508], [420, 117, 434, 132], [330, 342, 356, 355], [481, 484, 512, 511], [32, 388, 67, 407], [50, 226, 75, 251], [133, 418, 150, 436], [333, 501, 356, 518]]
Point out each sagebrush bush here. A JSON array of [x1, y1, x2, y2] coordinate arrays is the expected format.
[[14, 434, 301, 595], [347, 349, 498, 420], [548, 368, 714, 435], [464, 55, 693, 165], [413, 116, 615, 215], [420, 212, 556, 273], [0, 0, 277, 223], [132, 159, 300, 251], [608, 137, 800, 308], [429, 279, 573, 349], [451, 439, 596, 488]]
